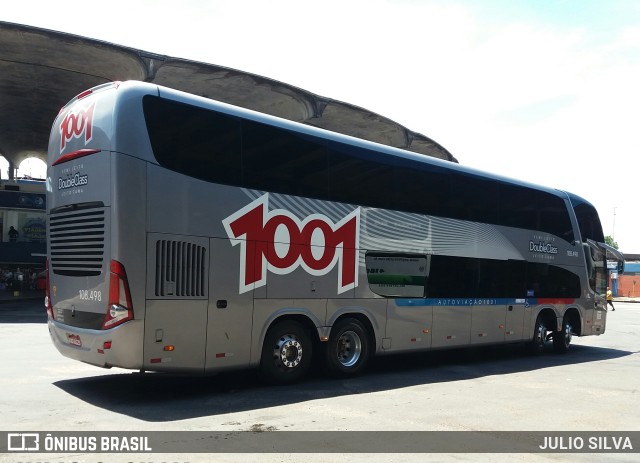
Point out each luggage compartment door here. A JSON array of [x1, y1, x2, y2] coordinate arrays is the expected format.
[[144, 234, 209, 372]]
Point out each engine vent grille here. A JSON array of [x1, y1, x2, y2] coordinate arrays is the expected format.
[[155, 240, 207, 297], [49, 208, 105, 277]]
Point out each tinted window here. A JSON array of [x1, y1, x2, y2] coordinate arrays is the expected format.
[[243, 120, 328, 199], [539, 198, 575, 242], [394, 162, 450, 217], [573, 202, 605, 243], [506, 260, 527, 298], [420, 256, 578, 300], [499, 183, 539, 230], [143, 96, 242, 185], [427, 255, 478, 298], [476, 258, 508, 298], [427, 256, 529, 299], [499, 183, 573, 242], [527, 262, 581, 298], [584, 243, 607, 294], [144, 96, 575, 241], [449, 175, 499, 223], [328, 142, 395, 208]]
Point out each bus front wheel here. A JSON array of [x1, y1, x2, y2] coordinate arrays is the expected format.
[[325, 318, 370, 377], [260, 320, 313, 384]]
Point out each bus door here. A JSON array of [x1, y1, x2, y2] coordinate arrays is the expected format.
[[504, 300, 527, 341], [143, 234, 209, 372], [205, 238, 255, 370], [585, 240, 619, 334], [470, 259, 528, 343], [428, 255, 473, 348], [503, 260, 528, 341]]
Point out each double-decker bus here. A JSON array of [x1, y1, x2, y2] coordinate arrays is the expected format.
[[45, 81, 621, 383]]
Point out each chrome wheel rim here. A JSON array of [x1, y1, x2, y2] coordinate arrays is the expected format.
[[535, 322, 546, 350], [563, 323, 573, 348], [336, 330, 362, 367], [274, 334, 303, 369]]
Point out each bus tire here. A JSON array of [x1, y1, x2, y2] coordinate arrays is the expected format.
[[325, 318, 370, 377], [528, 314, 548, 355], [260, 320, 313, 384], [553, 315, 572, 354]]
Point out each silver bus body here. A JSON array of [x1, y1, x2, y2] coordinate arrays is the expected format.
[[45, 81, 615, 381]]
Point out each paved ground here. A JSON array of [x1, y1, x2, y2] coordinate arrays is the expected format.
[[1, 300, 638, 463]]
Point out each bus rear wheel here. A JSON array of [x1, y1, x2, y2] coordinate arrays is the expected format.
[[325, 318, 370, 377], [553, 315, 573, 353], [260, 320, 313, 384]]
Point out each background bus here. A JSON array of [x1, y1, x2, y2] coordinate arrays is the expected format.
[[45, 81, 619, 383]]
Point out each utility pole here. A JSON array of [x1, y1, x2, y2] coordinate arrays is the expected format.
[[613, 207, 617, 241]]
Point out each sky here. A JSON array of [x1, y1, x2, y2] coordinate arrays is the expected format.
[[4, 0, 640, 252]]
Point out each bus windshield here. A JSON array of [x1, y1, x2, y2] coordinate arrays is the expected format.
[[585, 241, 607, 295]]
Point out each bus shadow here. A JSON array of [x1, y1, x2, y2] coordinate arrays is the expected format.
[[53, 343, 632, 423]]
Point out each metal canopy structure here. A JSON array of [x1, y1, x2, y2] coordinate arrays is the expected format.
[[0, 21, 456, 178]]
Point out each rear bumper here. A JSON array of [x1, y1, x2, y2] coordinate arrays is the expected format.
[[48, 317, 143, 369]]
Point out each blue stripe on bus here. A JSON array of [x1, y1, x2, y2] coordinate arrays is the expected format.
[[395, 298, 529, 307]]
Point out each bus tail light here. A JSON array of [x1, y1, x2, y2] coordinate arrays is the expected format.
[[44, 258, 53, 319], [102, 260, 133, 329], [76, 88, 93, 100], [52, 148, 101, 166]]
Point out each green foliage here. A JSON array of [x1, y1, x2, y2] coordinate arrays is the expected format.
[[605, 235, 619, 249]]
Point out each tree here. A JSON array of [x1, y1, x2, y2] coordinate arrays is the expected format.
[[605, 235, 619, 249]]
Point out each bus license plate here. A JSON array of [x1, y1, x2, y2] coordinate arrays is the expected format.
[[67, 333, 82, 347]]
